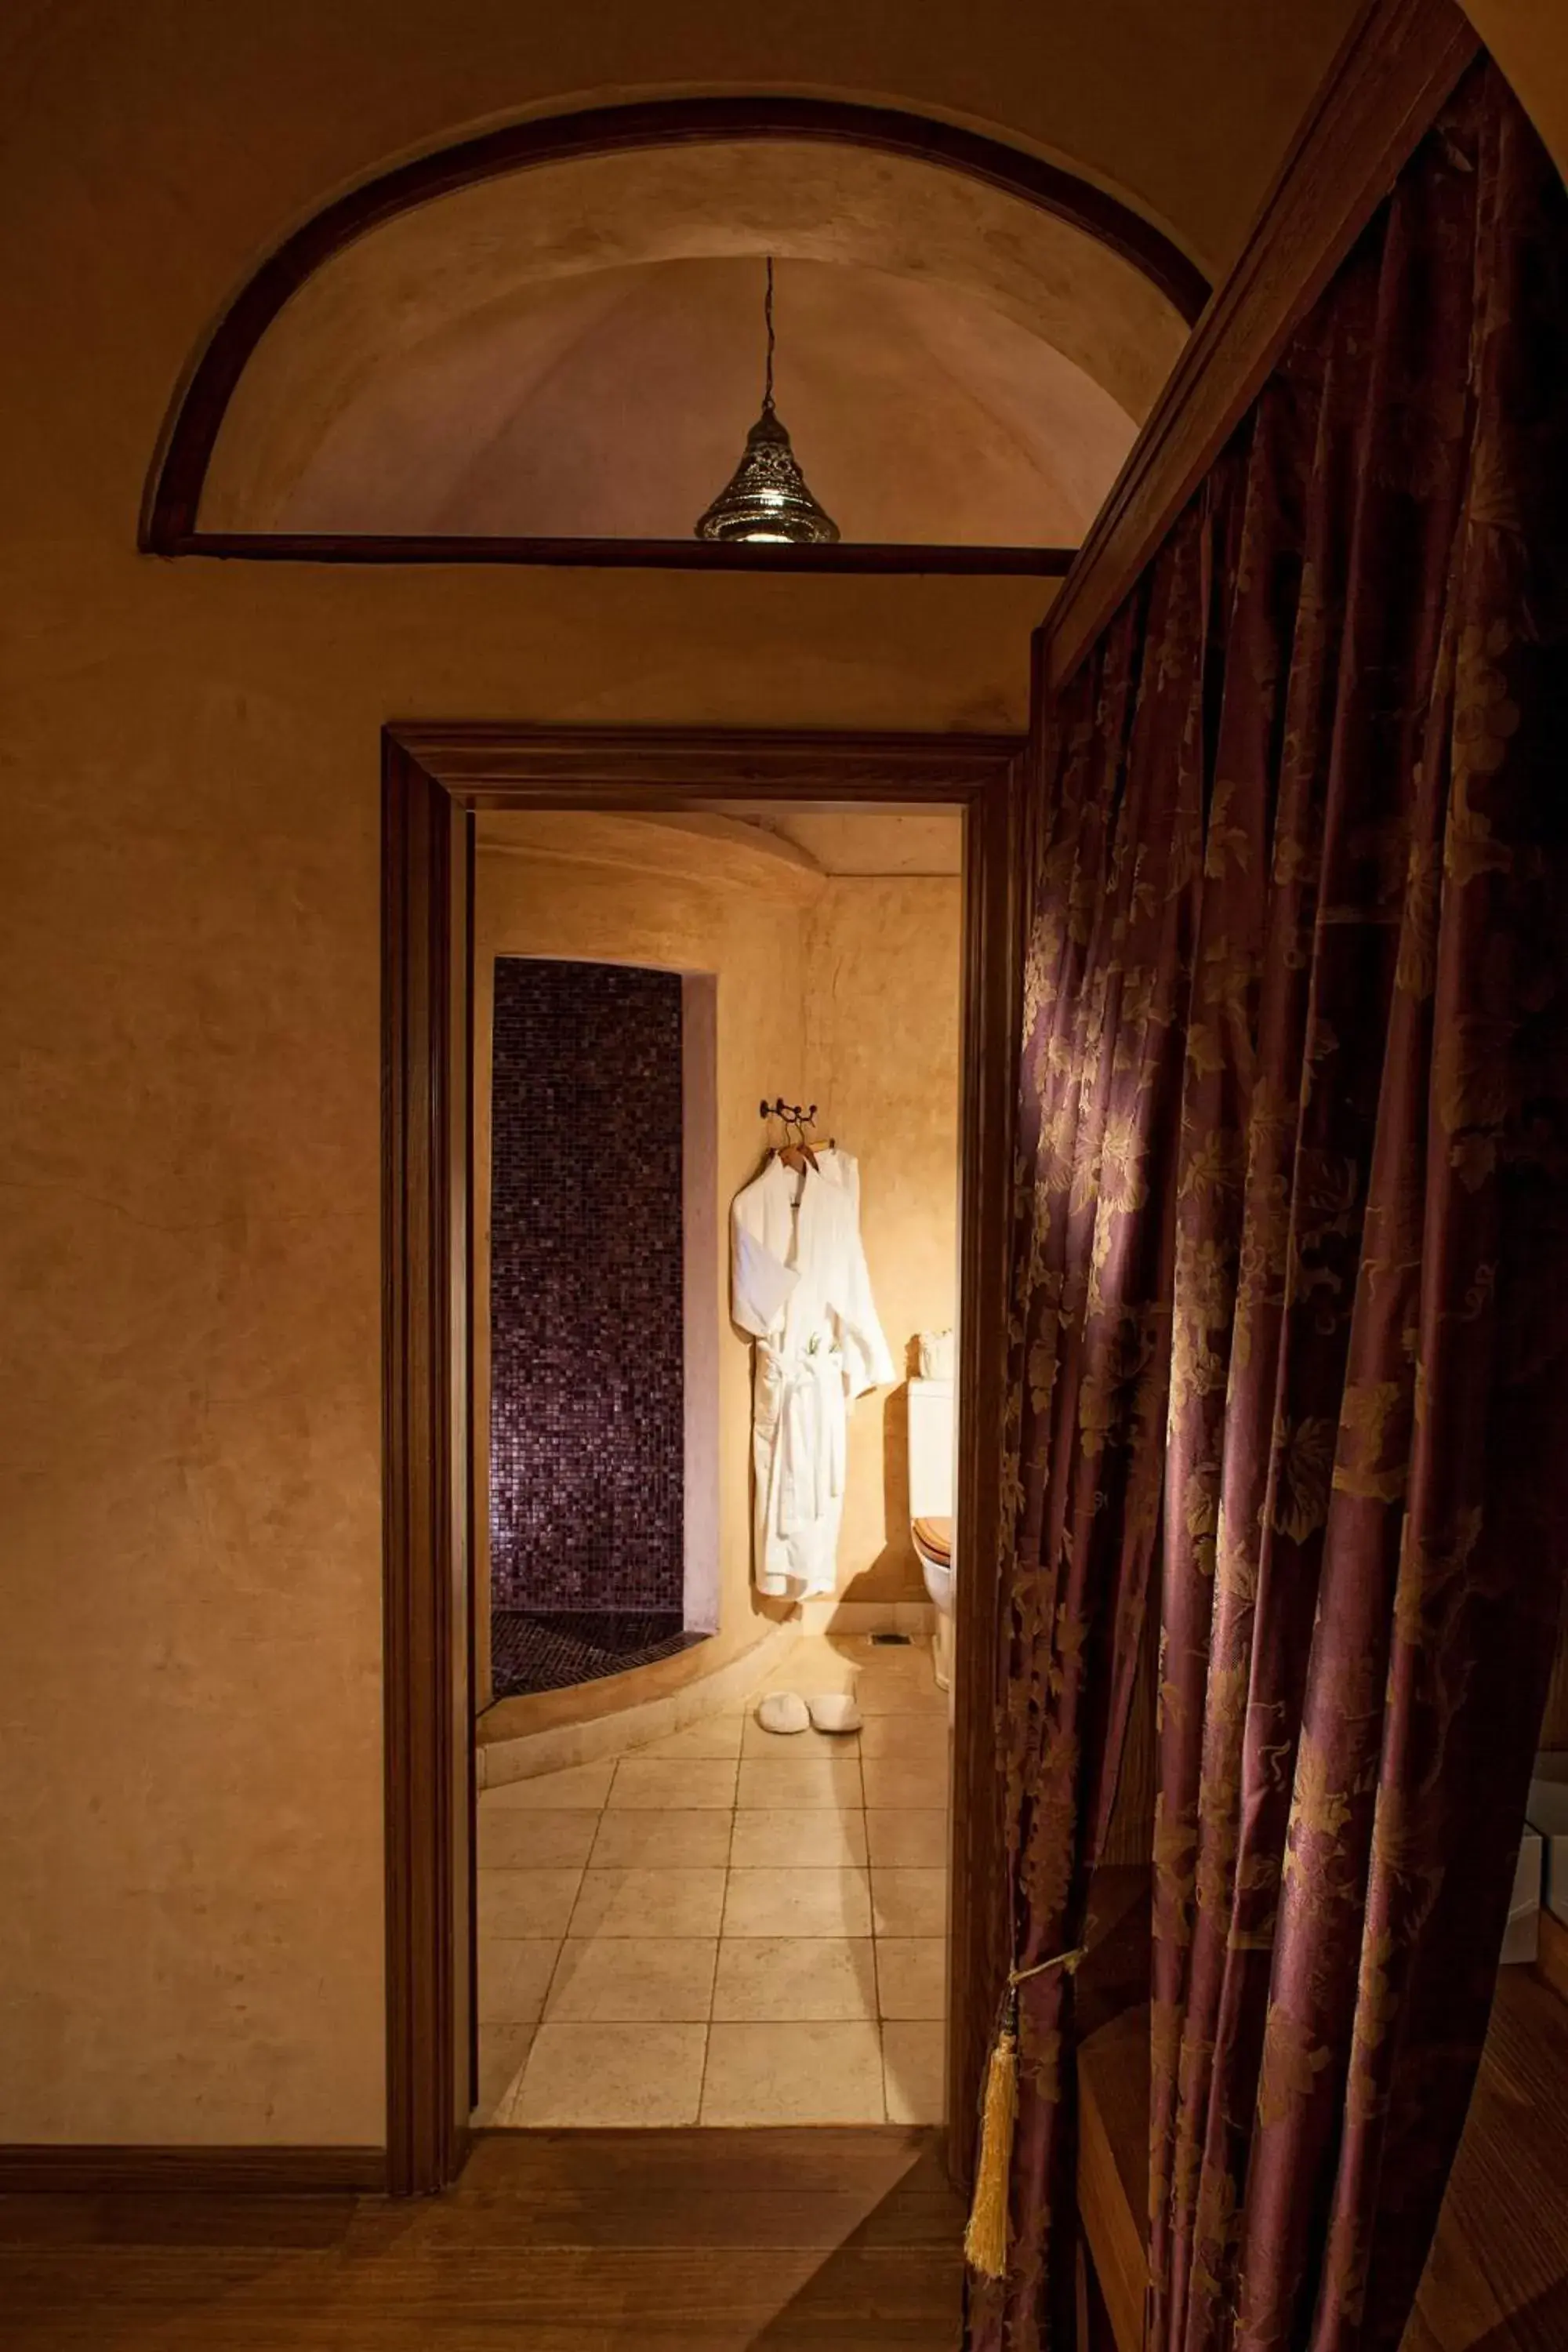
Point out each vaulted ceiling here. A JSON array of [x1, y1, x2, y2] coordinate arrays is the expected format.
[[200, 142, 1178, 543]]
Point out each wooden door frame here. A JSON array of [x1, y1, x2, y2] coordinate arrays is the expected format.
[[382, 723, 1025, 2194]]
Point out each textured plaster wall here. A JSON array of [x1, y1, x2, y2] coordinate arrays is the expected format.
[[805, 878, 963, 1602]]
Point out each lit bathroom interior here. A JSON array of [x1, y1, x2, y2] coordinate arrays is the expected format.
[[471, 805, 963, 2129]]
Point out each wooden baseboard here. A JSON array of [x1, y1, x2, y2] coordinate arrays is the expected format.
[[1537, 1907, 1568, 2008], [0, 2144, 387, 2195]]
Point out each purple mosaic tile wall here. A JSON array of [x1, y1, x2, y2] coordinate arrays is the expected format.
[[489, 957, 684, 1614]]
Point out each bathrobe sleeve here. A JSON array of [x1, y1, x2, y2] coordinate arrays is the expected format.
[[829, 1196, 897, 1397], [731, 1179, 798, 1338]]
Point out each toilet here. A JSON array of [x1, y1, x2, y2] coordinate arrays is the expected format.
[[908, 1374, 956, 1692]]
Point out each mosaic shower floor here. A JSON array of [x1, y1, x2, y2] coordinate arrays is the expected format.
[[491, 1609, 705, 1699]]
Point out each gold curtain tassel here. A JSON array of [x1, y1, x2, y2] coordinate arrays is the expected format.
[[963, 2015, 1018, 2279], [962, 1946, 1087, 2281]]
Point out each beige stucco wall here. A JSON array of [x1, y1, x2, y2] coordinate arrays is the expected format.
[[805, 880, 964, 1602], [2, 0, 1563, 2158]]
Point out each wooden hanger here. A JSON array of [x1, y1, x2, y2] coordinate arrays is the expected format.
[[779, 1112, 818, 1175], [761, 1098, 819, 1174]]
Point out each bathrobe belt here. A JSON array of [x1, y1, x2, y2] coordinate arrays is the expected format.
[[776, 1342, 845, 1534]]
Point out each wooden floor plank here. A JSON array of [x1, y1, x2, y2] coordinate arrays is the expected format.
[[1410, 1968, 1568, 2351], [1070, 1967, 1568, 2352], [0, 2127, 966, 2350]]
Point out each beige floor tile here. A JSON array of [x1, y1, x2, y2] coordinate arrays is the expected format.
[[728, 1808, 867, 1867], [862, 1758, 949, 1812], [875, 1938, 946, 2020], [478, 1809, 598, 1869], [736, 1757, 862, 1811], [608, 1758, 738, 1809], [477, 1867, 583, 1940], [866, 1809, 949, 1868], [723, 1866, 873, 1939], [568, 1865, 728, 1937], [859, 1714, 951, 1762], [473, 2024, 534, 2123], [545, 1936, 717, 2022], [871, 1867, 949, 1937], [847, 1655, 946, 1716], [752, 1641, 857, 1698], [588, 1808, 735, 1868], [742, 1715, 862, 1759], [509, 2023, 708, 2126], [701, 2020, 886, 2124], [883, 2020, 946, 2123], [634, 1715, 744, 1759], [856, 1683, 946, 1719], [477, 1938, 561, 2024], [483, 1760, 616, 1809], [713, 1936, 878, 2021]]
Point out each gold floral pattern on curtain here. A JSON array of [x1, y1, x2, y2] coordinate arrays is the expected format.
[[970, 60, 1568, 2352]]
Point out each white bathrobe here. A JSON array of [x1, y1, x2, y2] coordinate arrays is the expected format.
[[731, 1156, 895, 1597]]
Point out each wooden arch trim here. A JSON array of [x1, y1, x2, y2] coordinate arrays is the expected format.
[[140, 95, 1210, 555]]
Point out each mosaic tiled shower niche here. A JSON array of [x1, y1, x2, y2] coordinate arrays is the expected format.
[[489, 958, 684, 1615]]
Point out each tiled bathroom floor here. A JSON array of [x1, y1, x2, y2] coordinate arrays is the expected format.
[[476, 1633, 950, 2129]]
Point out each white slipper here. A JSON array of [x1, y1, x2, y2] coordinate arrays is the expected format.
[[806, 1691, 862, 1735], [755, 1690, 811, 1736]]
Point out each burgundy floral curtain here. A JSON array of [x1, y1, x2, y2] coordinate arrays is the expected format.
[[971, 60, 1568, 2352]]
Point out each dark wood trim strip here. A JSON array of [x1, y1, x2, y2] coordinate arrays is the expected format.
[[1539, 1907, 1568, 2009], [947, 750, 1028, 2187], [1038, 0, 1480, 693], [382, 738, 472, 2196], [0, 2146, 387, 2195], [141, 96, 1207, 553], [162, 534, 1078, 578], [383, 724, 1021, 2194]]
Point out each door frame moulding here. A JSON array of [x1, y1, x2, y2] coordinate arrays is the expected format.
[[382, 724, 1025, 2196], [1039, 0, 1481, 691], [138, 93, 1210, 566]]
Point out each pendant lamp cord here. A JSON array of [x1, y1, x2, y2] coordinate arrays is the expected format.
[[763, 256, 776, 414]]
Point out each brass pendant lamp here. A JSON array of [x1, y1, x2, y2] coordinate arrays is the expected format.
[[695, 258, 840, 545]]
